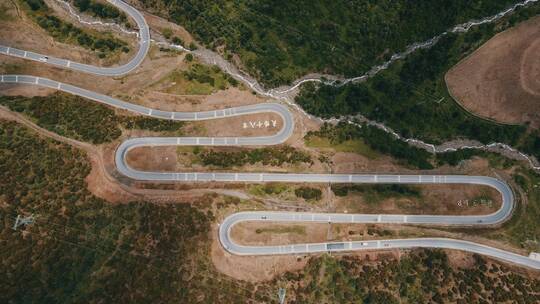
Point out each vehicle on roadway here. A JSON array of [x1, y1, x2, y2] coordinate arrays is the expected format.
[[1, 0, 539, 271]]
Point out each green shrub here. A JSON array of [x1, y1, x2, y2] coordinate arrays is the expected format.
[[294, 187, 322, 201], [0, 94, 184, 144], [198, 145, 312, 168]]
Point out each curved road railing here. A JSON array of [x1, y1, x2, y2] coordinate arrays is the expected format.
[[0, 0, 149, 76], [1, 1, 539, 270]]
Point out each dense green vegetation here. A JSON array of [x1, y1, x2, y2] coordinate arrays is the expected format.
[[496, 169, 540, 251], [73, 0, 129, 26], [276, 250, 540, 303], [332, 184, 420, 198], [0, 94, 185, 144], [248, 184, 322, 201], [195, 145, 312, 168], [521, 131, 540, 161], [0, 120, 257, 303], [307, 122, 525, 170], [296, 2, 540, 147], [1, 120, 538, 302], [182, 63, 238, 90], [307, 122, 434, 169], [248, 183, 289, 197], [305, 135, 379, 159], [22, 0, 129, 57], [332, 184, 421, 205], [161, 62, 239, 95], [294, 186, 322, 201], [139, 0, 521, 87]]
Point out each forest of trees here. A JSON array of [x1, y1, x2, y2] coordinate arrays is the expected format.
[[0, 120, 538, 302], [296, 2, 540, 149], [294, 186, 322, 201], [305, 122, 522, 170], [0, 94, 185, 144], [274, 250, 540, 303], [22, 0, 129, 56], [331, 184, 420, 199], [0, 119, 257, 303], [138, 0, 522, 87], [306, 122, 435, 169], [73, 0, 129, 26], [196, 145, 312, 168]]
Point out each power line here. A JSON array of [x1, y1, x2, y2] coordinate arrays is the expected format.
[[4, 214, 261, 298]]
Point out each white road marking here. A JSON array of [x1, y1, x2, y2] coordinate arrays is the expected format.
[[2, 0, 536, 270]]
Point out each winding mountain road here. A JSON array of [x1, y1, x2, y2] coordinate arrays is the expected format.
[[0, 0, 149, 76], [1, 0, 539, 270]]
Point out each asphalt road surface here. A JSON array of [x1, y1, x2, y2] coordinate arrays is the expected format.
[[1, 1, 539, 270], [0, 0, 149, 76]]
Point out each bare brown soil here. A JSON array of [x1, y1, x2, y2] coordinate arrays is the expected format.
[[126, 145, 321, 174], [0, 0, 137, 67], [331, 152, 408, 174], [0, 1, 269, 115], [140, 6, 194, 46], [214, 218, 536, 282], [132, 87, 269, 112], [333, 184, 501, 216], [446, 16, 540, 127], [197, 112, 283, 137], [0, 107, 239, 203], [210, 224, 310, 282]]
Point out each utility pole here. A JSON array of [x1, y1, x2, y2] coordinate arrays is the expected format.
[[278, 287, 286, 304], [12, 214, 36, 230]]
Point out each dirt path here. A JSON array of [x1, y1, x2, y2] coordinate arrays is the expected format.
[[0, 106, 138, 202]]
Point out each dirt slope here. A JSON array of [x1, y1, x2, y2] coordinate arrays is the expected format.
[[446, 16, 540, 127]]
